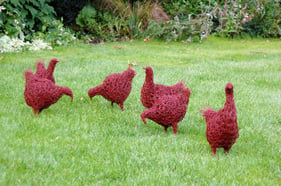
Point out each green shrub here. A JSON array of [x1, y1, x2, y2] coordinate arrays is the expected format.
[[0, 0, 76, 48], [75, 3, 139, 41], [162, 0, 280, 38], [144, 19, 165, 39], [0, 0, 56, 40], [37, 19, 76, 46], [162, 0, 212, 18], [76, 4, 98, 29], [243, 0, 280, 37]]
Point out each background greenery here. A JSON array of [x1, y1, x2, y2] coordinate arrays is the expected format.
[[0, 37, 280, 184], [0, 0, 280, 49]]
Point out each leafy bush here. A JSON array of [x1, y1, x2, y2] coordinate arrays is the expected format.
[[162, 0, 280, 38], [162, 0, 212, 18], [0, 0, 76, 49], [75, 1, 166, 41], [42, 19, 76, 46], [75, 4, 107, 39], [144, 19, 165, 39], [243, 0, 280, 37], [76, 4, 98, 29], [0, 0, 56, 39], [1, 0, 279, 48], [144, 1, 214, 42]]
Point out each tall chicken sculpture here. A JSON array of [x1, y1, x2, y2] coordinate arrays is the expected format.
[[201, 83, 239, 155]]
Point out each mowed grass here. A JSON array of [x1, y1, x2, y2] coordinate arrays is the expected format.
[[0, 37, 280, 185]]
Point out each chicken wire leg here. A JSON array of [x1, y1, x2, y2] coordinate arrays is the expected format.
[[118, 103, 124, 111], [172, 123, 178, 135], [211, 147, 217, 155], [33, 109, 38, 115]]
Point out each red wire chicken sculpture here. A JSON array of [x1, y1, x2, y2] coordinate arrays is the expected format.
[[201, 83, 239, 155], [24, 69, 73, 115], [34, 58, 60, 83], [141, 66, 185, 108], [141, 87, 191, 135], [88, 65, 136, 111]]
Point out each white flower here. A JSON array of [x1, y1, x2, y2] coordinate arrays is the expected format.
[[56, 40, 62, 45], [0, 36, 52, 53], [29, 39, 52, 51], [0, 6, 6, 12]]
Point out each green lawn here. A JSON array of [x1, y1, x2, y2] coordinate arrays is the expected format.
[[0, 37, 280, 185]]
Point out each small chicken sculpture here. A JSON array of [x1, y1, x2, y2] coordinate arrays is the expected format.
[[141, 66, 184, 108], [24, 69, 73, 115], [201, 83, 239, 155], [88, 65, 136, 111], [34, 58, 60, 83], [141, 87, 191, 135]]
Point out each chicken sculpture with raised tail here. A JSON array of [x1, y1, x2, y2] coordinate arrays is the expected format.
[[88, 65, 136, 111], [34, 58, 60, 83], [201, 83, 239, 155], [141, 87, 191, 135], [24, 69, 73, 115], [141, 66, 185, 108]]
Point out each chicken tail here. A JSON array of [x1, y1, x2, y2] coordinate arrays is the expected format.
[[179, 87, 191, 104], [35, 59, 46, 71], [200, 105, 217, 122], [24, 69, 34, 81]]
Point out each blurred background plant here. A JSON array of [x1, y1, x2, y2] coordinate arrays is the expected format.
[[0, 0, 57, 40], [0, 0, 75, 53], [74, 0, 168, 42], [0, 35, 52, 53], [242, 0, 281, 37], [0, 0, 280, 52]]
